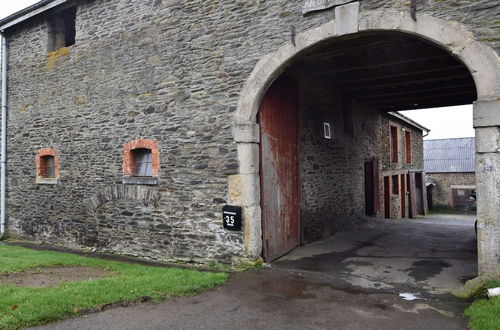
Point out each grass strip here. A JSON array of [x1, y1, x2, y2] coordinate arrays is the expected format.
[[464, 280, 500, 330], [0, 244, 227, 329]]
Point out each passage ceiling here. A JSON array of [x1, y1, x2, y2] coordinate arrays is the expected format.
[[292, 33, 477, 111]]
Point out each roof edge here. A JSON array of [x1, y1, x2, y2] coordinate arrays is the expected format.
[[424, 137, 475, 141], [387, 111, 430, 133], [0, 0, 68, 32]]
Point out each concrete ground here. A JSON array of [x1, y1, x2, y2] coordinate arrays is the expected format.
[[34, 215, 477, 330]]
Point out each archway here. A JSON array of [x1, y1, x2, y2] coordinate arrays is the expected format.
[[232, 10, 500, 278]]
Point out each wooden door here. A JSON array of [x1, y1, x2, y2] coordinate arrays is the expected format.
[[384, 176, 391, 219], [415, 172, 426, 215], [408, 173, 417, 218], [364, 158, 380, 216], [401, 174, 406, 218], [259, 75, 299, 262]]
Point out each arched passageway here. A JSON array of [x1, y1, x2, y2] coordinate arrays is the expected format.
[[232, 10, 500, 279]]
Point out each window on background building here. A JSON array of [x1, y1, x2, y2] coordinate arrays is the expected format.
[[390, 125, 399, 163], [47, 6, 76, 52], [405, 131, 412, 163]]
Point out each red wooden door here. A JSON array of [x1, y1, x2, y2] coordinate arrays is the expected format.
[[401, 174, 406, 218], [384, 176, 391, 219], [259, 75, 299, 262]]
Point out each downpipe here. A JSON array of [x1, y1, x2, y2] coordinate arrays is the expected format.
[[0, 32, 7, 239]]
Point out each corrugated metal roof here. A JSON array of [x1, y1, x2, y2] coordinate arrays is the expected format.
[[424, 137, 475, 173]]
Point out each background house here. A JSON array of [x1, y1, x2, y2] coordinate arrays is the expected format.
[[378, 112, 429, 220], [424, 138, 476, 212]]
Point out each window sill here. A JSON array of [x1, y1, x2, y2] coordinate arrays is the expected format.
[[36, 178, 60, 185], [122, 176, 159, 185]]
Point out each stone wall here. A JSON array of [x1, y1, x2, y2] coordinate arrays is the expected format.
[[427, 172, 476, 207], [299, 80, 381, 242], [3, 0, 498, 263]]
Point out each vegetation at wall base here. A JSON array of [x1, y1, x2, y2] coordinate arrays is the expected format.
[[464, 280, 500, 330], [0, 244, 227, 329]]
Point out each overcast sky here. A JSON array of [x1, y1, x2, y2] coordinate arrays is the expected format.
[[1, 0, 39, 19], [1, 1, 475, 140]]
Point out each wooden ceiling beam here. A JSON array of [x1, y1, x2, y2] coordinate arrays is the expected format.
[[359, 85, 475, 101], [376, 98, 475, 111], [298, 42, 450, 75], [297, 36, 415, 63], [365, 92, 476, 107], [358, 82, 475, 99], [335, 72, 473, 91]]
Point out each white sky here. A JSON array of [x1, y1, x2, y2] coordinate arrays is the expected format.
[[0, 1, 39, 20], [401, 105, 474, 140], [1, 1, 475, 141]]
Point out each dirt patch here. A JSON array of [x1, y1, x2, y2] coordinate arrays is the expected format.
[[0, 266, 110, 288]]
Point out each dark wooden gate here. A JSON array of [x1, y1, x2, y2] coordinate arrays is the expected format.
[[384, 176, 391, 219], [258, 75, 300, 262], [408, 172, 427, 218], [400, 174, 406, 218], [364, 158, 380, 216], [408, 173, 417, 218]]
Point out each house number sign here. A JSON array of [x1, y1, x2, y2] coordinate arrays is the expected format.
[[302, 0, 358, 15], [223, 205, 242, 231]]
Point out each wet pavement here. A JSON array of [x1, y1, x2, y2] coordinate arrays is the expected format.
[[34, 216, 476, 330], [275, 216, 477, 295]]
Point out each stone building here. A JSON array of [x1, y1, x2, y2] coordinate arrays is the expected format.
[[425, 137, 476, 211], [0, 0, 498, 277], [380, 112, 428, 220]]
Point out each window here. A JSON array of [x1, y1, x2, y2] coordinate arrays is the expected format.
[[123, 139, 159, 185], [405, 131, 412, 163], [390, 125, 399, 163], [133, 148, 153, 176], [47, 6, 76, 52], [42, 156, 55, 178], [323, 122, 332, 139], [392, 175, 399, 195], [36, 148, 59, 184]]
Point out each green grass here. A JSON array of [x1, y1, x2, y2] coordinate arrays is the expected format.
[[0, 244, 228, 329], [464, 280, 500, 330]]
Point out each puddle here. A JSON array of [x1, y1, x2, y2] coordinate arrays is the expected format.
[[405, 260, 451, 282], [0, 266, 110, 288], [261, 279, 316, 299]]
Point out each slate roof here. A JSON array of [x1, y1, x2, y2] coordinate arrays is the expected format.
[[424, 137, 475, 173]]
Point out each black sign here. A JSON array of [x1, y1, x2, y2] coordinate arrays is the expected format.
[[223, 205, 242, 231]]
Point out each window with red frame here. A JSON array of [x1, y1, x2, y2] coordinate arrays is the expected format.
[[390, 125, 399, 163], [405, 131, 412, 163]]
